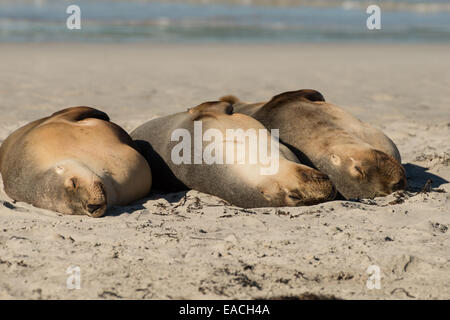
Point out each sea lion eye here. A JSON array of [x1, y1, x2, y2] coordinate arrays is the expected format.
[[65, 177, 78, 190], [288, 194, 303, 201], [350, 165, 365, 178]]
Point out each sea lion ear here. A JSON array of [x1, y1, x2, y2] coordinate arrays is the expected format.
[[55, 165, 66, 175], [330, 154, 341, 166], [188, 101, 234, 120], [51, 106, 110, 122]]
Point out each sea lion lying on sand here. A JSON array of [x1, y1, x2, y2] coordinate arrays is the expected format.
[[221, 89, 406, 199], [0, 107, 152, 217], [131, 101, 336, 208]]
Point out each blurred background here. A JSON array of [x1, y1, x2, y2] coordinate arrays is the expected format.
[[0, 0, 449, 43]]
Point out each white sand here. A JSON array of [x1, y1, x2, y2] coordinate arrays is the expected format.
[[0, 43, 449, 299]]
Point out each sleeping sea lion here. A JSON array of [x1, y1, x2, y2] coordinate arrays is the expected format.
[[0, 107, 152, 217], [221, 89, 406, 199], [130, 101, 335, 208]]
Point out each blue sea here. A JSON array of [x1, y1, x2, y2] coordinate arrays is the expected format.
[[0, 0, 449, 43]]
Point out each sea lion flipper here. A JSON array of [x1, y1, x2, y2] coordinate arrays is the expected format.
[[188, 101, 233, 120], [51, 106, 110, 122], [264, 89, 325, 109], [296, 89, 325, 102], [220, 95, 240, 105]]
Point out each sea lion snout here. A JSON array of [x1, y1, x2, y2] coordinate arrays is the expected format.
[[63, 168, 108, 217], [371, 149, 407, 196], [83, 180, 107, 217], [289, 166, 336, 205], [87, 203, 103, 213], [85, 202, 107, 217], [333, 148, 407, 199]]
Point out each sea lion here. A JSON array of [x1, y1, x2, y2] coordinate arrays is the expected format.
[[221, 89, 406, 199], [0, 107, 152, 217], [130, 101, 336, 208]]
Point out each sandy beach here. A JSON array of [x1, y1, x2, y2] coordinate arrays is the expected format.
[[0, 43, 449, 299]]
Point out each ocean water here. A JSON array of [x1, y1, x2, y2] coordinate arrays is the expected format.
[[0, 0, 449, 43]]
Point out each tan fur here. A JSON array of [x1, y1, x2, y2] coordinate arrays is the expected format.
[[198, 104, 337, 206], [0, 107, 152, 217], [131, 101, 336, 208]]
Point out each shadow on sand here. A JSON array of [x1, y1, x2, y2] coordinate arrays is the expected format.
[[105, 163, 448, 217], [105, 190, 188, 217], [404, 163, 448, 191]]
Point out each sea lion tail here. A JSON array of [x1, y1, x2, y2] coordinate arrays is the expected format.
[[220, 95, 240, 105]]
